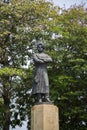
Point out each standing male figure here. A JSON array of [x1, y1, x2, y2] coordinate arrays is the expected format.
[[32, 43, 52, 103]]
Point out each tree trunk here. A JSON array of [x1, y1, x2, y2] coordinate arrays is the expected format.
[[3, 77, 10, 130], [2, 44, 10, 130]]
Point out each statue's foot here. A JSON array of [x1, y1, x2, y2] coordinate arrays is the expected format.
[[38, 98, 42, 103], [44, 97, 51, 102]]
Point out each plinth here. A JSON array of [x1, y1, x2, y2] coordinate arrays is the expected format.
[[31, 104, 59, 130]]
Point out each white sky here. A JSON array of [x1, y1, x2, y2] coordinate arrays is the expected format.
[[11, 121, 27, 130], [50, 0, 87, 8], [12, 0, 87, 130]]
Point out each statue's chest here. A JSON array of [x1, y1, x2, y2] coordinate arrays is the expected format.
[[37, 53, 47, 59]]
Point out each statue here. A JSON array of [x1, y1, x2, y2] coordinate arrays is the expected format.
[[32, 43, 52, 103]]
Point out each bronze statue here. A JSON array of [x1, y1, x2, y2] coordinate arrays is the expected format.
[[32, 43, 52, 103]]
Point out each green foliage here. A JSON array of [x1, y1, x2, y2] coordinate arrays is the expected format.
[[0, 67, 23, 76], [0, 0, 59, 129], [49, 5, 87, 130], [0, 0, 87, 130]]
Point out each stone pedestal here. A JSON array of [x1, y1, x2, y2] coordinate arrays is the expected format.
[[31, 104, 59, 130]]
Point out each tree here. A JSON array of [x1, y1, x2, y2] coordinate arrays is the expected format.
[[15, 4, 87, 130], [1, 0, 87, 130], [49, 5, 87, 130], [0, 0, 59, 129]]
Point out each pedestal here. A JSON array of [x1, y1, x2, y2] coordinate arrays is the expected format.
[[31, 104, 59, 130]]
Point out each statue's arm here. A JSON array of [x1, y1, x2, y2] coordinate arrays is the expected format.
[[33, 54, 44, 63], [43, 55, 52, 62]]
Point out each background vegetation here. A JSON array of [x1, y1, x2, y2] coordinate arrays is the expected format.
[[0, 0, 87, 130]]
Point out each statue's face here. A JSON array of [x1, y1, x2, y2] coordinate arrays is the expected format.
[[37, 44, 44, 53]]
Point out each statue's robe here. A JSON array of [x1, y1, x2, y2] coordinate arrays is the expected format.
[[32, 53, 52, 95]]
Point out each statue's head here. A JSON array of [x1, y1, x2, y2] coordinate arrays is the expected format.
[[37, 43, 45, 53]]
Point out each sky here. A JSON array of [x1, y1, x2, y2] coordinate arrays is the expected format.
[[50, 0, 87, 8], [11, 0, 87, 130]]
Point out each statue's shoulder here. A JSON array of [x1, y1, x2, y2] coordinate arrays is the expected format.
[[33, 53, 50, 59], [33, 53, 40, 60], [41, 53, 51, 58], [33, 53, 38, 57]]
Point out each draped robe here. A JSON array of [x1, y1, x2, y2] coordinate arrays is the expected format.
[[32, 53, 52, 95]]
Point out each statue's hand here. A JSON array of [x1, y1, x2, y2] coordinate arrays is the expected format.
[[40, 60, 44, 63], [34, 76, 39, 83]]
